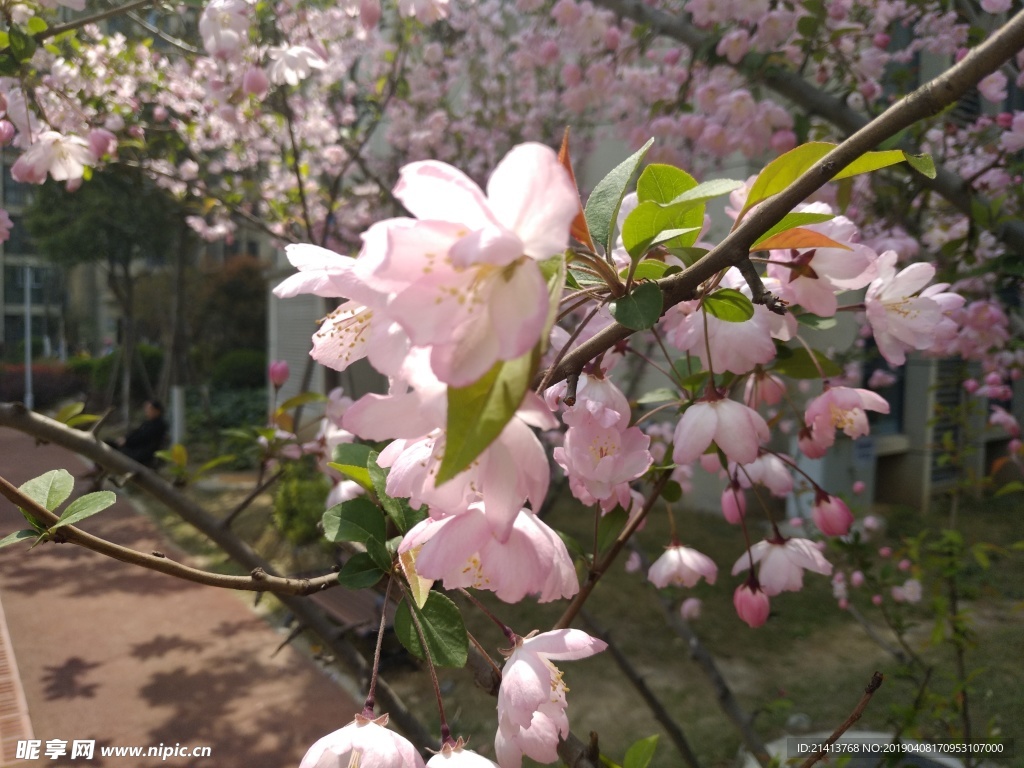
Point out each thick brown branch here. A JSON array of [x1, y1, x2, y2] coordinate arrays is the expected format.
[[540, 10, 1024, 388]]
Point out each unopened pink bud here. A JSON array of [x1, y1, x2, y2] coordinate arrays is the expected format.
[[720, 484, 746, 525], [851, 571, 865, 587], [0, 120, 15, 146], [852, 480, 866, 495], [269, 360, 290, 389], [838, 598, 849, 610], [898, 558, 912, 571], [997, 111, 1014, 128], [88, 128, 117, 161], [878, 546, 892, 558], [734, 583, 770, 628], [873, 32, 891, 49], [604, 26, 621, 51], [985, 371, 1002, 387], [872, 594, 883, 606], [359, 0, 381, 30], [963, 378, 979, 393], [153, 105, 168, 122]]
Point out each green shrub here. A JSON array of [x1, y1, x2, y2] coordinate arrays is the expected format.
[[185, 387, 267, 468], [273, 456, 330, 546], [65, 344, 164, 403], [210, 348, 267, 390]]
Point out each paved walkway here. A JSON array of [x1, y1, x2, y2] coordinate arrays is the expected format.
[[0, 428, 359, 768]]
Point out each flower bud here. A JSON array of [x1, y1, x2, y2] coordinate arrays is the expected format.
[[268, 360, 290, 389]]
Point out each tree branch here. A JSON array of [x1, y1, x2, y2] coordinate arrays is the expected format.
[[540, 9, 1024, 389], [37, 0, 159, 41], [0, 474, 337, 596], [589, 0, 1024, 255], [797, 672, 884, 768]]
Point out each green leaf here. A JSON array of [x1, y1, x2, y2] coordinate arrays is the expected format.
[[624, 735, 659, 768], [277, 391, 327, 413], [26, 16, 47, 35], [622, 199, 702, 258], [438, 348, 537, 485], [905, 153, 936, 179], [329, 443, 374, 490], [740, 143, 920, 219], [636, 164, 697, 204], [8, 27, 36, 63], [55, 401, 85, 424], [19, 469, 74, 512], [584, 138, 655, 254], [661, 481, 682, 503], [771, 345, 842, 379], [796, 313, 838, 331], [625, 260, 673, 281], [0, 530, 37, 550], [596, 508, 629, 553], [0, 31, 9, 48], [995, 481, 1024, 497], [611, 282, 663, 330], [703, 288, 754, 322], [752, 212, 835, 246], [50, 491, 116, 531], [367, 451, 426, 533], [321, 497, 386, 545], [636, 387, 678, 405], [393, 591, 468, 668], [664, 178, 743, 206], [336, 552, 385, 590]]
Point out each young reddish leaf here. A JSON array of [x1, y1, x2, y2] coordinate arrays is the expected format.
[[558, 127, 595, 252], [754, 227, 852, 252]]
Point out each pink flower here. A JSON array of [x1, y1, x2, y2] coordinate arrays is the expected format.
[[267, 45, 326, 86], [812, 493, 854, 536], [0, 209, 12, 243], [721, 482, 746, 524], [300, 714, 425, 768], [662, 293, 775, 375], [399, 505, 578, 603], [198, 0, 250, 59], [553, 414, 652, 513], [732, 538, 832, 595], [357, 143, 577, 386], [672, 394, 769, 466], [495, 629, 607, 767], [243, 66, 270, 97], [765, 204, 878, 317], [680, 597, 702, 620], [427, 741, 498, 767], [979, 71, 1008, 103], [87, 128, 117, 161], [11, 131, 93, 184], [268, 360, 290, 389], [733, 581, 770, 628], [989, 405, 1021, 437], [803, 386, 889, 454], [647, 545, 718, 588], [865, 251, 963, 365]]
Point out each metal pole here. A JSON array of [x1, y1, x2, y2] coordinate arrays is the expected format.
[[23, 264, 33, 410]]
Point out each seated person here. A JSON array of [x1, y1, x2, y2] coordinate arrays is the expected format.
[[92, 399, 168, 472]]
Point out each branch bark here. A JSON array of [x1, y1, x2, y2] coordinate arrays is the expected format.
[[540, 8, 1024, 388]]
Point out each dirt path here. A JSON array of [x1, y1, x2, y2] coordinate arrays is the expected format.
[[0, 428, 358, 768]]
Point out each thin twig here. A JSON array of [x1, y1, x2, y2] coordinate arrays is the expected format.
[[797, 672, 885, 768], [0, 474, 340, 596]]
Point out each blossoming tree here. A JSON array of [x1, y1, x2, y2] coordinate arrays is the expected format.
[[0, 0, 1023, 767]]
